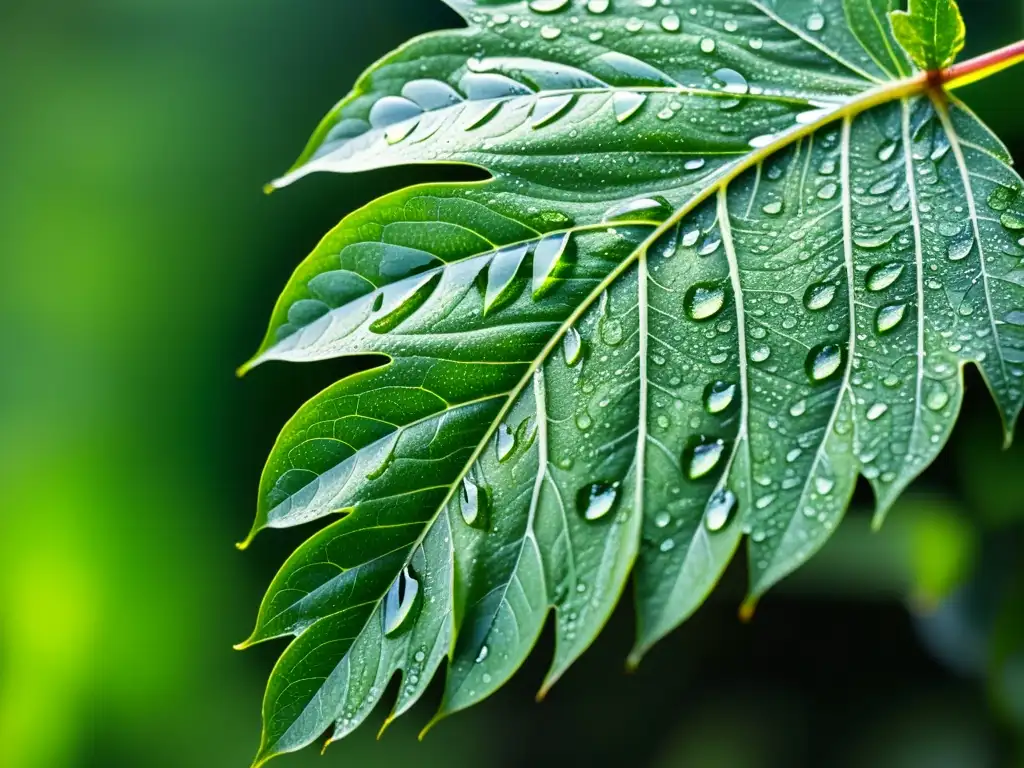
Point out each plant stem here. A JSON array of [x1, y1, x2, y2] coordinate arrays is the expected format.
[[943, 39, 1024, 90]]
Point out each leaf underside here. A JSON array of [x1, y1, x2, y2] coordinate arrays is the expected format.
[[241, 0, 1024, 763]]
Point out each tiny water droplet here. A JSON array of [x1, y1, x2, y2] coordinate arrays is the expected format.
[[577, 483, 619, 521]]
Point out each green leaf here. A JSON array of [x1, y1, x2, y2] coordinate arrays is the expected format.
[[890, 0, 967, 71], [239, 1, 1024, 763]]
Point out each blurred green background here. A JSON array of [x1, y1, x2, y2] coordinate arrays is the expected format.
[[2, 1, 1024, 766]]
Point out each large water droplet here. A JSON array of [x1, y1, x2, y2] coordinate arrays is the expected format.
[[529, 0, 569, 12], [576, 483, 619, 521], [532, 94, 575, 128], [876, 303, 907, 334], [704, 381, 737, 414], [460, 478, 490, 529], [805, 282, 837, 311], [704, 489, 738, 532], [613, 91, 646, 123], [866, 262, 904, 292], [947, 231, 975, 261], [600, 317, 624, 346], [866, 403, 889, 421], [807, 344, 844, 383], [684, 437, 727, 480], [383, 566, 421, 637], [685, 283, 727, 321], [806, 12, 825, 31], [496, 423, 516, 462], [926, 385, 950, 411], [563, 326, 584, 366], [533, 232, 570, 297], [485, 244, 529, 312], [602, 196, 671, 224]]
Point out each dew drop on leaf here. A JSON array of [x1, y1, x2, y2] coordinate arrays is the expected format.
[[496, 423, 516, 462], [529, 0, 569, 12], [876, 304, 907, 334], [383, 566, 421, 637], [563, 326, 583, 366], [685, 283, 726, 321], [866, 262, 904, 292], [704, 381, 737, 414], [704, 489, 737, 532], [807, 344, 844, 382], [805, 282, 837, 311], [460, 478, 490, 529], [684, 437, 727, 480], [576, 482, 619, 521]]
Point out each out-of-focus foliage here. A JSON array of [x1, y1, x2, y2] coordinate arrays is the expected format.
[[1, 1, 1023, 767]]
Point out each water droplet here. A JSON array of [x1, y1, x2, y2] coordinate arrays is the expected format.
[[533, 232, 570, 297], [685, 158, 707, 171], [805, 282, 837, 311], [704, 489, 737, 532], [655, 511, 671, 528], [807, 344, 844, 383], [496, 423, 516, 462], [684, 436, 727, 480], [866, 403, 889, 421], [603, 197, 671, 223], [577, 483, 619, 521], [661, 13, 681, 32], [1001, 211, 1024, 230], [815, 476, 835, 495], [817, 182, 839, 200], [659, 538, 676, 553], [563, 326, 583, 366], [587, 0, 610, 12], [529, 0, 569, 11], [460, 478, 490, 529], [947, 231, 975, 261], [700, 38, 716, 54], [531, 94, 574, 128], [685, 283, 727, 321], [613, 91, 646, 123], [711, 68, 749, 95], [383, 566, 421, 637], [926, 386, 950, 411], [805, 12, 825, 31], [576, 412, 593, 430], [600, 317, 624, 346], [540, 25, 562, 40], [762, 201, 784, 216], [475, 645, 489, 663], [1005, 310, 1024, 326], [790, 399, 807, 417], [875, 303, 907, 334], [866, 262, 904, 292], [877, 142, 897, 162], [751, 345, 771, 363], [485, 244, 529, 312], [704, 381, 737, 414]]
